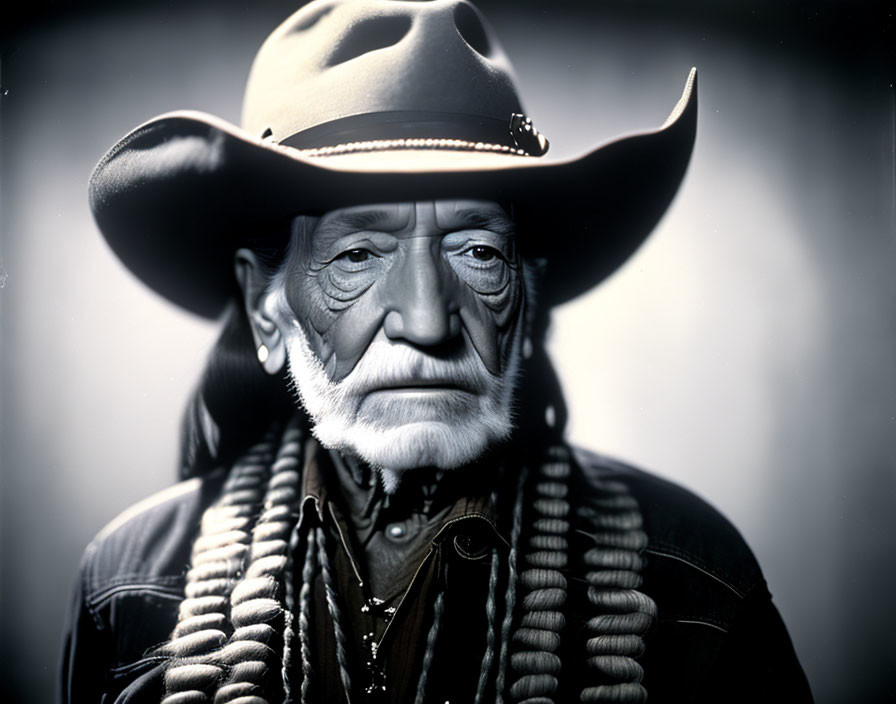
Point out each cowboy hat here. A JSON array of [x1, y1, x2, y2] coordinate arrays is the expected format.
[[89, 0, 697, 318]]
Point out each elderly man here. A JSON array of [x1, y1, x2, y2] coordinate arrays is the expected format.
[[60, 1, 811, 703]]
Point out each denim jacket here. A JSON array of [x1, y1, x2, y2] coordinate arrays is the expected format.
[[58, 447, 812, 703]]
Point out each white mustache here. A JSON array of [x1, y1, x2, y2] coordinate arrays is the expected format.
[[337, 339, 494, 397]]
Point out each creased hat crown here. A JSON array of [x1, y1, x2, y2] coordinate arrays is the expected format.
[[242, 0, 525, 150]]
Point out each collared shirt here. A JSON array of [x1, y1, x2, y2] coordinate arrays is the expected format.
[[298, 439, 509, 703]]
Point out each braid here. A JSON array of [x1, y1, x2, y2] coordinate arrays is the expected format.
[[214, 422, 303, 703], [159, 421, 305, 704], [508, 445, 570, 703], [576, 477, 656, 703], [316, 526, 353, 702], [413, 586, 446, 704], [297, 533, 318, 704], [495, 466, 528, 704], [474, 545, 501, 704], [160, 430, 278, 703]]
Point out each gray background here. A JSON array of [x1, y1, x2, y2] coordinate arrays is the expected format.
[[2, 1, 893, 701]]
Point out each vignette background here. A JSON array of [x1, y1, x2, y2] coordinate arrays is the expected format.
[[2, 1, 893, 700]]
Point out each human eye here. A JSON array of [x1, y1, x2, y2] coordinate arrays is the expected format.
[[462, 245, 504, 264], [320, 245, 384, 304], [331, 247, 378, 270], [447, 242, 512, 296], [340, 248, 372, 263]]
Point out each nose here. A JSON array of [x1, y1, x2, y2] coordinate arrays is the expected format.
[[383, 239, 460, 347]]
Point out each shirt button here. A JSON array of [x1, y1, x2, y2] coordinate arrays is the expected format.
[[385, 523, 407, 540]]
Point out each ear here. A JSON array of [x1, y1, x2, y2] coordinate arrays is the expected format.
[[234, 248, 288, 375]]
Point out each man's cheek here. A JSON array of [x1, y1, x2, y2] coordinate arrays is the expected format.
[[457, 301, 503, 374], [498, 311, 522, 357], [459, 279, 523, 372], [491, 277, 523, 331], [322, 296, 387, 381], [283, 278, 338, 369]]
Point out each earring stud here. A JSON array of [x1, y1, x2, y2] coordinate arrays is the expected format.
[[257, 344, 269, 363], [523, 336, 533, 360]]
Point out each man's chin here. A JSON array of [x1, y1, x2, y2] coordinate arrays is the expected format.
[[312, 419, 509, 472]]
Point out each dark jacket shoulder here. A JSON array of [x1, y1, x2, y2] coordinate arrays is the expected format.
[[571, 446, 812, 702], [81, 471, 223, 595], [572, 446, 763, 600], [59, 471, 226, 704]]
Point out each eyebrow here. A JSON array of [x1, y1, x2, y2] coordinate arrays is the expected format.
[[450, 209, 516, 236]]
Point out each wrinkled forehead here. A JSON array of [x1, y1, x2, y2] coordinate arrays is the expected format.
[[304, 199, 515, 238]]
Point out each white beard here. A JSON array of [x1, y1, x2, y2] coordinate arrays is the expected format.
[[281, 319, 520, 478]]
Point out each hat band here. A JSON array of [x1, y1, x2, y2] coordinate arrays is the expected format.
[[290, 137, 530, 158], [277, 110, 521, 151]]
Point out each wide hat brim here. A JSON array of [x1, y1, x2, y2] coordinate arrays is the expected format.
[[89, 70, 697, 318]]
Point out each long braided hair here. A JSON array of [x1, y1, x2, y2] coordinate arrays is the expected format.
[[482, 338, 656, 704], [159, 241, 656, 702], [157, 420, 301, 703]]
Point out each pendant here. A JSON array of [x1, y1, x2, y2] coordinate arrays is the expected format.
[[360, 596, 396, 702]]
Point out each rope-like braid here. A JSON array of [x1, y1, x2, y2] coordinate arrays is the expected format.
[[315, 526, 353, 702], [413, 586, 446, 704], [508, 445, 570, 704], [495, 466, 528, 704], [160, 430, 279, 703], [213, 421, 303, 703], [474, 545, 501, 704], [297, 533, 318, 704], [158, 421, 305, 704], [576, 477, 656, 703]]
